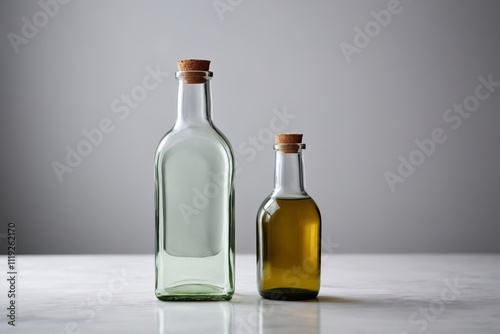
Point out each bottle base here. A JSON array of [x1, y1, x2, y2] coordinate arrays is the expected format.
[[156, 284, 233, 301], [259, 288, 318, 301], [156, 295, 233, 301]]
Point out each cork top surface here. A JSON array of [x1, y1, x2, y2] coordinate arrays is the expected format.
[[275, 133, 303, 144], [177, 59, 211, 71], [274, 133, 304, 153]]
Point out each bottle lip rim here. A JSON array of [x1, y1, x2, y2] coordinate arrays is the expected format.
[[176, 71, 213, 83], [176, 71, 213, 77], [274, 143, 306, 152]]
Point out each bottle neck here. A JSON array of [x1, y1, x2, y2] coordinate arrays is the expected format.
[[272, 149, 307, 198], [174, 73, 212, 128]]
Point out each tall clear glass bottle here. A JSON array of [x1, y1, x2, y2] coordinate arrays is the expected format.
[[257, 133, 321, 300], [155, 59, 234, 301]]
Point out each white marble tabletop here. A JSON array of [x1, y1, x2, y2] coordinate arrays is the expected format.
[[1, 254, 499, 333]]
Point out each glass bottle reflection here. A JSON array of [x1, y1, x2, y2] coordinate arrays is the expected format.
[[258, 298, 319, 334], [156, 302, 234, 334]]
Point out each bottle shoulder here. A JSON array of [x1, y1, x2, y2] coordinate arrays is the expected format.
[[257, 195, 320, 213], [155, 126, 234, 165], [257, 195, 321, 223], [155, 124, 233, 159]]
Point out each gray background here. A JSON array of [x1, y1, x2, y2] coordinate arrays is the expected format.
[[1, 0, 499, 254]]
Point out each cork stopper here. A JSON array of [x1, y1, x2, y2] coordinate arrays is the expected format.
[[274, 133, 304, 153], [176, 59, 211, 84], [177, 59, 211, 71]]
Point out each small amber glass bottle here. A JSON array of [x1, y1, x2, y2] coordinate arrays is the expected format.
[[256, 133, 321, 300]]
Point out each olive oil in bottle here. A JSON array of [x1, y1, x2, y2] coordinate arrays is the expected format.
[[256, 133, 321, 300]]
